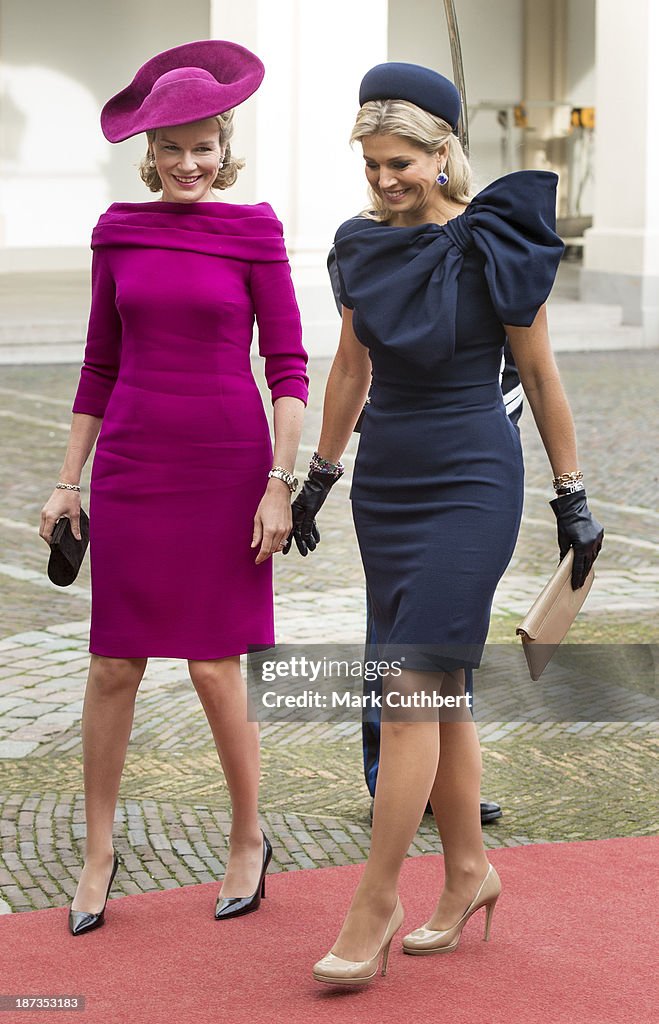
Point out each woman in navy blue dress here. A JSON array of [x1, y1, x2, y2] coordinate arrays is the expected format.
[[288, 63, 603, 985]]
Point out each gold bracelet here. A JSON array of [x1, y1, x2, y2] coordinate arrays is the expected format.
[[552, 471, 583, 490]]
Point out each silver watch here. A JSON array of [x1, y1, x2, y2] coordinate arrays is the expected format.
[[268, 466, 299, 493]]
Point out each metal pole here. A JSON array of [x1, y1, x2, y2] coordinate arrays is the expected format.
[[442, 0, 469, 155]]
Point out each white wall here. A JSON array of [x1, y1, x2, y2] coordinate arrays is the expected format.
[[0, 0, 598, 258], [263, 0, 389, 346], [567, 0, 595, 105], [0, 0, 209, 266], [387, 0, 524, 190], [581, 0, 659, 338], [209, 0, 388, 348], [209, 0, 388, 247], [3, 0, 620, 347], [388, 0, 596, 211]]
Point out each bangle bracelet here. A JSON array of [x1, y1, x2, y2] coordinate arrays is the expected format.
[[56, 482, 81, 492], [310, 451, 345, 478]]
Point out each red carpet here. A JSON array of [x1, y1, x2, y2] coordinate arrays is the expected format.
[[1, 836, 656, 1024]]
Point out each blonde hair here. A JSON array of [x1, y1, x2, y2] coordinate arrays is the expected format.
[[139, 109, 245, 192], [350, 99, 473, 221]]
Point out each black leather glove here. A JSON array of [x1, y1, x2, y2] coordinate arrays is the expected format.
[[282, 470, 339, 556], [550, 490, 604, 590]]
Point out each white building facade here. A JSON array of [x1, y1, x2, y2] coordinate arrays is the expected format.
[[0, 0, 657, 348]]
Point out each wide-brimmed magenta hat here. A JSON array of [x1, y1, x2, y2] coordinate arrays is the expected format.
[[101, 39, 264, 143]]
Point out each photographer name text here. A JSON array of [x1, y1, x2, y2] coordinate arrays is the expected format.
[[260, 690, 473, 710]]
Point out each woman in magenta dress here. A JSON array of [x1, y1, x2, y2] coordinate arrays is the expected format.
[[39, 41, 308, 934]]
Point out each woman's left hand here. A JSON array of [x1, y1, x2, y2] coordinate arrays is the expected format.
[[252, 479, 293, 564], [550, 490, 604, 590]]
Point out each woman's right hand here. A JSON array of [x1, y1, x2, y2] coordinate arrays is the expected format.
[[40, 489, 82, 544]]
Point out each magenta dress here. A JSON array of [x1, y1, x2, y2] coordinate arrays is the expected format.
[[72, 201, 308, 659]]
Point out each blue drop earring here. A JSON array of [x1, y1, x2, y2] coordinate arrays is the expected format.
[[436, 166, 449, 186]]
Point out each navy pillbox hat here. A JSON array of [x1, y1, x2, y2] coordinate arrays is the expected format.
[[359, 62, 461, 130]]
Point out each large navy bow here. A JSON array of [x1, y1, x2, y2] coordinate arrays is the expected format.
[[334, 170, 565, 368]]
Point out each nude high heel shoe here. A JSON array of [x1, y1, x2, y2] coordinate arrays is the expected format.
[[312, 897, 404, 985], [402, 864, 500, 955]]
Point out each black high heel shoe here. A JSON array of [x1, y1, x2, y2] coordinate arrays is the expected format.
[[68, 852, 119, 936], [214, 832, 272, 921]]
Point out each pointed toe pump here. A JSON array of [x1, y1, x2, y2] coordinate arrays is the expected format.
[[68, 853, 119, 937], [402, 864, 501, 955], [214, 831, 273, 921], [312, 898, 404, 986]]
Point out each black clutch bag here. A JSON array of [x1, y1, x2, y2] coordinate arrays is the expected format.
[[47, 510, 90, 586]]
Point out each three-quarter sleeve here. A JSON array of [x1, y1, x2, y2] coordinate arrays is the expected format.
[[72, 248, 122, 417], [250, 258, 309, 405]]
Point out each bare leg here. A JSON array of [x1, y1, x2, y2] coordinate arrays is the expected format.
[[427, 718, 490, 928], [71, 655, 147, 913], [188, 657, 263, 897], [329, 667, 441, 961]]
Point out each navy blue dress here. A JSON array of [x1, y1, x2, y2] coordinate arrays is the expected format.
[[334, 171, 564, 671]]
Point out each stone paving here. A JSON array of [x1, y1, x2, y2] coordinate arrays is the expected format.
[[0, 342, 658, 916]]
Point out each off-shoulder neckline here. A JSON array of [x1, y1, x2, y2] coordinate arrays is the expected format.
[[105, 200, 275, 215]]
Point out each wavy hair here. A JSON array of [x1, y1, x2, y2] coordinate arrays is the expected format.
[[350, 99, 473, 220]]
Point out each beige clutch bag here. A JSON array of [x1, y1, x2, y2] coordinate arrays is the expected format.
[[516, 549, 595, 680]]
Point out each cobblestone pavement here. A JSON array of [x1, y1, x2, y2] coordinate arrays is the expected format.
[[0, 349, 658, 915]]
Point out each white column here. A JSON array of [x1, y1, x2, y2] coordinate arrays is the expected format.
[[581, 0, 659, 343], [210, 0, 389, 353], [522, 0, 568, 191]]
